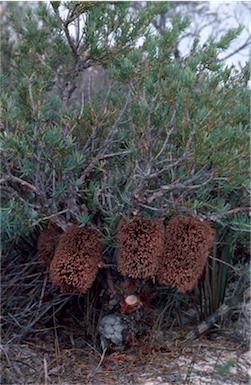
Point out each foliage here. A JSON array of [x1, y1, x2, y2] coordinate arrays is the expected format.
[[1, 1, 168, 241], [215, 359, 235, 378], [1, 1, 250, 315]]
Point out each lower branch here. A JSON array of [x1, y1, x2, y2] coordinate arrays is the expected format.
[[0, 174, 38, 194]]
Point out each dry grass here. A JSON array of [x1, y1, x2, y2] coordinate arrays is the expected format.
[[1, 331, 250, 385]]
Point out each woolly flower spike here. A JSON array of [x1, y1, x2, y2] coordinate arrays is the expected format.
[[37, 224, 63, 267], [157, 215, 215, 293], [116, 217, 165, 279], [50, 224, 103, 293]]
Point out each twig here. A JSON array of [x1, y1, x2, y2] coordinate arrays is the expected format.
[[77, 126, 132, 185], [1, 185, 41, 208], [0, 174, 38, 194], [155, 126, 196, 174], [184, 304, 230, 341], [31, 209, 69, 227], [147, 173, 213, 204], [0, 175, 38, 194], [38, 276, 48, 309], [53, 306, 60, 363], [200, 212, 251, 231], [208, 255, 242, 275], [63, 22, 78, 59], [99, 150, 131, 160], [221, 207, 251, 216], [12, 359, 39, 373], [220, 36, 251, 62], [154, 110, 176, 160], [79, 91, 85, 118], [100, 90, 132, 154], [93, 347, 108, 372], [137, 203, 164, 212], [27, 73, 36, 115], [44, 357, 49, 385]]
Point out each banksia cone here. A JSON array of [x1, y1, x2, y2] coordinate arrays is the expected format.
[[116, 217, 165, 279], [50, 224, 103, 293], [37, 224, 63, 266], [157, 215, 215, 292]]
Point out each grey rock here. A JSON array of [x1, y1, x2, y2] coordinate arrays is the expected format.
[[98, 314, 128, 349], [104, 324, 114, 335]]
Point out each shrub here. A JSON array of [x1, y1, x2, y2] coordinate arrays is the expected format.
[[1, 2, 249, 314]]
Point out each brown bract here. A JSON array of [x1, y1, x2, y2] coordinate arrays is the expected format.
[[37, 224, 63, 267], [116, 217, 165, 279], [157, 215, 215, 293], [50, 224, 103, 293]]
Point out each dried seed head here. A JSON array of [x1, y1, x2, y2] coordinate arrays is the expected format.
[[50, 224, 103, 293], [157, 215, 215, 292], [116, 217, 165, 279], [37, 224, 63, 266]]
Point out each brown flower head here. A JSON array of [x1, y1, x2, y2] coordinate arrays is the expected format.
[[50, 224, 103, 293], [116, 217, 165, 279], [157, 215, 215, 292], [37, 224, 63, 266]]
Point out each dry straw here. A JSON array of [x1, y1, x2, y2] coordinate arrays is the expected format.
[[157, 215, 215, 292], [50, 224, 103, 293], [116, 217, 165, 279]]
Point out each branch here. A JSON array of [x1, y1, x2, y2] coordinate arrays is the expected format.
[[77, 90, 132, 183], [64, 3, 81, 28], [31, 209, 69, 228], [53, 3, 89, 104], [146, 180, 210, 204], [146, 166, 213, 204], [99, 150, 131, 160], [100, 90, 132, 155], [77, 150, 131, 185], [220, 36, 251, 62], [27, 73, 36, 115], [221, 207, 251, 216], [1, 185, 41, 209], [154, 126, 196, 176], [64, 27, 78, 59], [0, 174, 38, 194], [154, 110, 176, 161], [199, 212, 251, 232]]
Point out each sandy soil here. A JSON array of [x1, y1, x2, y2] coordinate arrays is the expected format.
[[2, 332, 250, 385]]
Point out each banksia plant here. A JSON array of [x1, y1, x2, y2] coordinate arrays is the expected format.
[[37, 224, 63, 267], [1, 1, 249, 324], [157, 215, 215, 292], [50, 224, 103, 293], [116, 217, 165, 279]]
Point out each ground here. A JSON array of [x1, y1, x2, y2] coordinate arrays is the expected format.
[[2, 328, 250, 385], [2, 248, 250, 385]]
